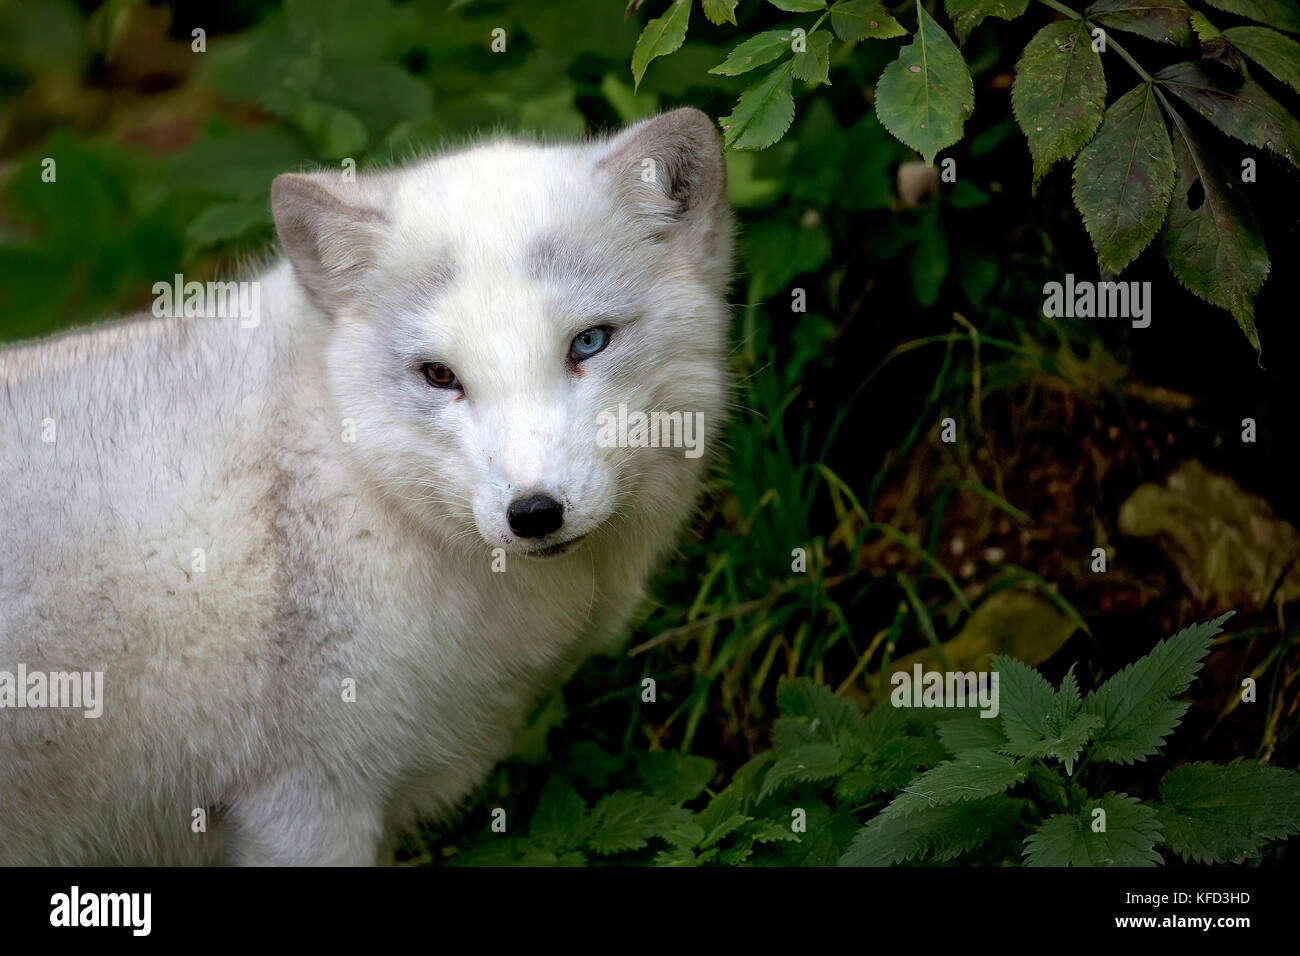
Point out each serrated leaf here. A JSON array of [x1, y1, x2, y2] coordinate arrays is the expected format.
[[769, 0, 827, 10], [992, 656, 1102, 773], [587, 792, 694, 854], [721, 61, 796, 150], [1162, 110, 1269, 349], [635, 750, 717, 804], [1024, 793, 1164, 866], [760, 742, 852, 799], [990, 654, 1058, 753], [774, 677, 869, 749], [945, 0, 1031, 46], [937, 713, 1007, 754], [874, 5, 974, 165], [1053, 665, 1084, 724], [702, 0, 739, 25], [631, 0, 692, 90], [840, 795, 1022, 865], [793, 30, 833, 84], [834, 736, 934, 803], [1191, 10, 1222, 41], [1072, 81, 1175, 273], [1202, 0, 1300, 34], [886, 750, 1028, 816], [709, 28, 794, 76], [1086, 0, 1194, 45], [1082, 613, 1229, 764], [1222, 26, 1300, 93], [1157, 761, 1300, 863], [830, 0, 907, 41], [529, 776, 589, 851], [1157, 61, 1300, 169]]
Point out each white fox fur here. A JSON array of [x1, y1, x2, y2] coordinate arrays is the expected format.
[[0, 108, 732, 865]]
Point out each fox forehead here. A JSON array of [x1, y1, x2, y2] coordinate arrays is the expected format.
[[390, 141, 619, 246]]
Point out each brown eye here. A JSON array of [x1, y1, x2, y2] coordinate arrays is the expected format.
[[422, 362, 459, 389]]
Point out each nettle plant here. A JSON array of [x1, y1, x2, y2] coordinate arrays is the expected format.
[[448, 613, 1299, 865], [630, 0, 1300, 348]]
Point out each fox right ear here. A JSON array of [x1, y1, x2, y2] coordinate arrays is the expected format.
[[271, 172, 390, 317]]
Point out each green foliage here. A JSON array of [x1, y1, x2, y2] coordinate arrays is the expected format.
[[874, 5, 975, 165], [1012, 20, 1105, 190], [1023, 793, 1165, 866], [434, 613, 1297, 866], [1157, 762, 1300, 862], [631, 0, 1298, 348], [1072, 82, 1176, 275], [1081, 613, 1224, 763]]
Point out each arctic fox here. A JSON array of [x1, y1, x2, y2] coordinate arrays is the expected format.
[[0, 108, 733, 865]]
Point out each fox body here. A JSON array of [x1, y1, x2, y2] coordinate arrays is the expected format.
[[0, 109, 732, 865]]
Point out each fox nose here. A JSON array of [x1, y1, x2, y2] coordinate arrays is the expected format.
[[507, 493, 564, 539]]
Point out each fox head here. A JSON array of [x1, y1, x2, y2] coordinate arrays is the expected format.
[[271, 108, 733, 559]]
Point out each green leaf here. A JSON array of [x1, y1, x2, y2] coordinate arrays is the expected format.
[[600, 73, 660, 123], [1157, 761, 1300, 863], [1191, 10, 1222, 41], [760, 742, 852, 799], [185, 200, 272, 248], [992, 655, 1103, 773], [721, 61, 797, 149], [631, 0, 692, 90], [769, 0, 827, 10], [1013, 20, 1107, 190], [635, 751, 717, 803], [937, 713, 1007, 753], [1024, 793, 1164, 866], [840, 795, 1022, 865], [1162, 108, 1269, 349], [991, 654, 1057, 752], [945, 0, 1031, 46], [1082, 613, 1229, 764], [709, 28, 794, 76], [742, 215, 833, 289], [1072, 81, 1175, 274], [1201, 0, 1300, 35], [834, 736, 935, 802], [910, 203, 949, 305], [702, 0, 739, 24], [1086, 0, 1194, 45], [1157, 61, 1300, 169], [885, 750, 1028, 816], [874, 5, 975, 165], [586, 792, 696, 854], [830, 0, 907, 41], [529, 777, 589, 851], [1222, 26, 1300, 94], [793, 30, 833, 84], [775, 677, 869, 746]]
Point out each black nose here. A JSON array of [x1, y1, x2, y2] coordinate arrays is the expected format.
[[507, 493, 564, 539]]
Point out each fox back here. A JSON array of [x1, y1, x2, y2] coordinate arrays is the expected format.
[[0, 108, 732, 865]]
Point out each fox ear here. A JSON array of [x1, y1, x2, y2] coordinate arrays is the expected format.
[[596, 107, 728, 234], [271, 172, 389, 316]]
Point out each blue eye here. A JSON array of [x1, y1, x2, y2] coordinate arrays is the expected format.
[[569, 326, 611, 361]]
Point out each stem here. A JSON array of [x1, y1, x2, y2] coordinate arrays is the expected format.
[[1034, 0, 1153, 83]]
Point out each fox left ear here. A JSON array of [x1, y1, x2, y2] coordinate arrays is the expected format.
[[596, 107, 729, 235], [271, 171, 390, 318]]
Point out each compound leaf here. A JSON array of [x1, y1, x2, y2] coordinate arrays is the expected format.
[[875, 4, 974, 164], [1072, 81, 1175, 273], [1013, 19, 1107, 190]]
